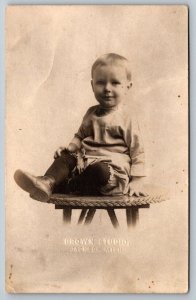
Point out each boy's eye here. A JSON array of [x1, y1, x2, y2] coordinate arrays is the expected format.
[[95, 80, 121, 85], [96, 80, 105, 85]]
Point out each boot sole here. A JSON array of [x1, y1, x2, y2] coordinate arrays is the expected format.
[[30, 188, 49, 203], [14, 169, 49, 202]]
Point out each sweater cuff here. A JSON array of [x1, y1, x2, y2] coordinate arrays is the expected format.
[[130, 164, 146, 177]]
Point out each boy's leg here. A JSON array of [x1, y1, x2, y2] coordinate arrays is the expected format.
[[69, 162, 110, 194], [14, 149, 77, 201], [44, 149, 77, 185]]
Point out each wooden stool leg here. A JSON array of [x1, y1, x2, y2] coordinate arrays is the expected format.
[[107, 209, 119, 228], [78, 208, 88, 224], [63, 208, 72, 224], [126, 207, 139, 227], [84, 208, 96, 225]]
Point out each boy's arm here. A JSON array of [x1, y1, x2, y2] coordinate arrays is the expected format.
[[124, 115, 146, 177], [124, 115, 147, 196], [55, 107, 93, 157], [67, 136, 82, 153], [67, 116, 89, 153]]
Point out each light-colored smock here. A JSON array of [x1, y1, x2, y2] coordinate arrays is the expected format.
[[70, 104, 145, 195]]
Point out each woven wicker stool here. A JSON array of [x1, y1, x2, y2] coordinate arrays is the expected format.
[[48, 192, 166, 228]]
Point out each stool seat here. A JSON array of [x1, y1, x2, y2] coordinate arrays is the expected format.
[[48, 192, 166, 208], [48, 186, 168, 228]]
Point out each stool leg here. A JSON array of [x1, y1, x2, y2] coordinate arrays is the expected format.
[[84, 208, 96, 225], [78, 208, 88, 224], [126, 207, 139, 227], [107, 209, 119, 228], [63, 208, 72, 224]]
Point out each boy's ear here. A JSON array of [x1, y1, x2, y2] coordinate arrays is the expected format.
[[91, 80, 94, 92]]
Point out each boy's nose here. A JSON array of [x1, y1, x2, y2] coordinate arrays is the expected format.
[[104, 83, 112, 92]]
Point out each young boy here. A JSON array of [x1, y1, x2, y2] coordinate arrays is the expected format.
[[14, 53, 147, 202]]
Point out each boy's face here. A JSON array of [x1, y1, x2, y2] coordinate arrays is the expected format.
[[91, 64, 132, 109]]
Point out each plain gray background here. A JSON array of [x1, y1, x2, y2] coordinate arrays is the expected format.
[[1, 0, 195, 299]]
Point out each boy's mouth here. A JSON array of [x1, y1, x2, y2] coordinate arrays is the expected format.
[[103, 96, 114, 100]]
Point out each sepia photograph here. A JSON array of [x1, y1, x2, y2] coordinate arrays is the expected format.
[[6, 5, 188, 293]]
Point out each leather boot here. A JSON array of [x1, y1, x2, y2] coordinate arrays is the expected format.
[[14, 169, 55, 202]]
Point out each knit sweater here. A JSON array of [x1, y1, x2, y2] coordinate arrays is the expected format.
[[70, 104, 145, 178]]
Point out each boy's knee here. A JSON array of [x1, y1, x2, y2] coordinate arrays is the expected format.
[[86, 162, 110, 186], [60, 149, 77, 169]]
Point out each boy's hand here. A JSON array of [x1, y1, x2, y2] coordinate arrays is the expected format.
[[54, 146, 66, 159], [54, 143, 79, 159], [128, 177, 148, 197]]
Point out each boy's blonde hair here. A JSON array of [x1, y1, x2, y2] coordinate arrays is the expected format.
[[91, 53, 132, 81]]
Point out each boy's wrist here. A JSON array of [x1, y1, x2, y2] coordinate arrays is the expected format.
[[67, 143, 79, 153], [130, 176, 146, 188]]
